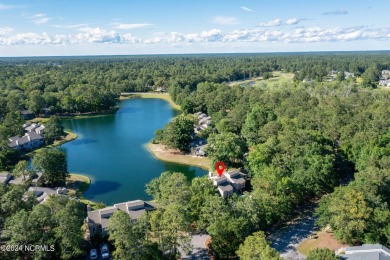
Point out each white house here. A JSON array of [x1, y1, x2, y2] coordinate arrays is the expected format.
[[379, 79, 390, 87]]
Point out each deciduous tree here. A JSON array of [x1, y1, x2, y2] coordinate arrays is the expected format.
[[32, 148, 68, 186], [236, 231, 281, 260]]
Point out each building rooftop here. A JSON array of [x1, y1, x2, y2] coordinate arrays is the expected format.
[[25, 123, 39, 132], [218, 182, 233, 192], [87, 200, 156, 232], [20, 110, 33, 115], [342, 244, 390, 260]]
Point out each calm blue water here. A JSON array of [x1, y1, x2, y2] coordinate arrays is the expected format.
[[61, 98, 207, 205]]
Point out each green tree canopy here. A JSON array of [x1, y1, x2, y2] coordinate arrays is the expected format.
[[206, 132, 247, 167], [44, 115, 65, 144], [13, 160, 32, 181], [32, 148, 68, 186], [236, 231, 282, 260], [146, 171, 190, 206], [156, 114, 194, 151], [306, 248, 339, 260]]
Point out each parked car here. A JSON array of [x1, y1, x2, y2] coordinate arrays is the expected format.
[[90, 249, 98, 260], [101, 244, 110, 259]]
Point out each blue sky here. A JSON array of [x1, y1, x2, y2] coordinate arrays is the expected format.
[[0, 0, 389, 56]]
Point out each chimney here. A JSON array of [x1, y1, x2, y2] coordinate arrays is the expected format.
[[27, 135, 31, 141], [16, 140, 19, 145]]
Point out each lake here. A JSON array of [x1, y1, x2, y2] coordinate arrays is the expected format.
[[61, 98, 207, 205]]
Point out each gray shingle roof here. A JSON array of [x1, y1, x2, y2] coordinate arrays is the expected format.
[[342, 244, 390, 260], [8, 132, 44, 148], [87, 200, 156, 230], [218, 183, 233, 192], [342, 252, 390, 260]]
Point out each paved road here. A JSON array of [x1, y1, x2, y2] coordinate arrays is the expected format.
[[269, 208, 318, 260]]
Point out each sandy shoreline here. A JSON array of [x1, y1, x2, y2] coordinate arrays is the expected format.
[[146, 143, 211, 170]]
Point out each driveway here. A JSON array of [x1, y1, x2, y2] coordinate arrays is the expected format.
[[268, 208, 318, 260], [180, 234, 210, 260]]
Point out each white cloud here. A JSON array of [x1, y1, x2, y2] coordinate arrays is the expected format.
[[1, 26, 390, 46], [259, 19, 282, 27], [200, 29, 222, 41], [240, 6, 254, 12], [0, 4, 20, 10], [28, 13, 51, 25], [286, 18, 299, 25], [115, 23, 153, 30], [212, 16, 239, 25], [322, 9, 348, 16], [0, 27, 13, 36], [166, 29, 222, 43], [51, 24, 89, 29]]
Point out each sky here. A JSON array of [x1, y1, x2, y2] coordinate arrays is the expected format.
[[0, 0, 389, 57]]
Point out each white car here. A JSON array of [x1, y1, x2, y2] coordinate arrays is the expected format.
[[101, 244, 110, 259], [90, 249, 98, 260]]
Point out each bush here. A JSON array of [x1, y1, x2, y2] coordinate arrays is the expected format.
[[307, 248, 339, 260]]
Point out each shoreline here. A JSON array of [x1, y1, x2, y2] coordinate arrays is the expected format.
[[146, 143, 211, 170], [24, 130, 78, 157]]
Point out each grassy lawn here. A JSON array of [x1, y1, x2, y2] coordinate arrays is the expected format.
[[121, 92, 181, 110], [229, 71, 294, 88], [66, 173, 108, 210], [29, 117, 50, 123], [297, 228, 347, 256], [80, 199, 106, 211], [66, 173, 91, 197], [147, 143, 211, 170], [356, 77, 363, 83]]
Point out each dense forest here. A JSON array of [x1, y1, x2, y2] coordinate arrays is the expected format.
[[0, 52, 389, 117], [152, 81, 390, 258], [1, 52, 390, 259]]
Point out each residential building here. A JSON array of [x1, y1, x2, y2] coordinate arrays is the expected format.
[[86, 200, 155, 237], [35, 125, 45, 135], [340, 244, 390, 259], [8, 122, 46, 151], [209, 170, 247, 198], [194, 112, 212, 133], [223, 170, 246, 191], [344, 71, 354, 78], [23, 122, 45, 135], [28, 186, 68, 204], [212, 176, 234, 198], [379, 79, 390, 87], [25, 123, 40, 133], [0, 172, 11, 185], [9, 171, 43, 185], [8, 132, 44, 151], [19, 110, 35, 120]]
